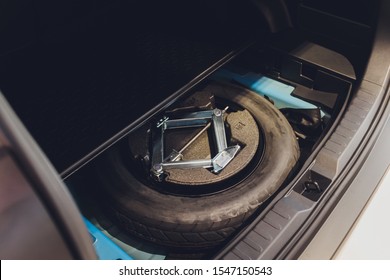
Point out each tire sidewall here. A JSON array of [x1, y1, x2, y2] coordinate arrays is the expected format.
[[98, 82, 299, 228]]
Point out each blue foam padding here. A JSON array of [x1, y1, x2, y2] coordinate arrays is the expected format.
[[84, 218, 133, 260], [213, 69, 318, 110]]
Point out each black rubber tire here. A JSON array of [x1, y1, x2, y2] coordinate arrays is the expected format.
[[96, 81, 299, 250]]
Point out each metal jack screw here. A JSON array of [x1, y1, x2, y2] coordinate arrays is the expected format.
[[213, 108, 222, 117], [151, 164, 164, 182]]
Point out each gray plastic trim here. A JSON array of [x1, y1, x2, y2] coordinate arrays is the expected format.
[[288, 43, 356, 80], [0, 92, 97, 259], [312, 80, 382, 178], [311, 0, 390, 179], [300, 104, 390, 259], [218, 0, 390, 260], [223, 192, 314, 260], [0, 145, 73, 259]]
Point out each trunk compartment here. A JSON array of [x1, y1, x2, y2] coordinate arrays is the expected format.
[[0, 0, 379, 259]]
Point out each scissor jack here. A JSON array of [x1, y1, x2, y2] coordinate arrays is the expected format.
[[150, 108, 241, 181]]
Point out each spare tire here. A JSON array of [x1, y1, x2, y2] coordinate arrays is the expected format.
[[95, 81, 299, 250]]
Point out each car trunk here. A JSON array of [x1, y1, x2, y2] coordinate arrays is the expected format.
[[0, 0, 384, 259]]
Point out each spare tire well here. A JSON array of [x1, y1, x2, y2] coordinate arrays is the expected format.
[[94, 81, 300, 250]]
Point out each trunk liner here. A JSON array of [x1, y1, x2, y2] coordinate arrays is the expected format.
[[0, 30, 246, 173]]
